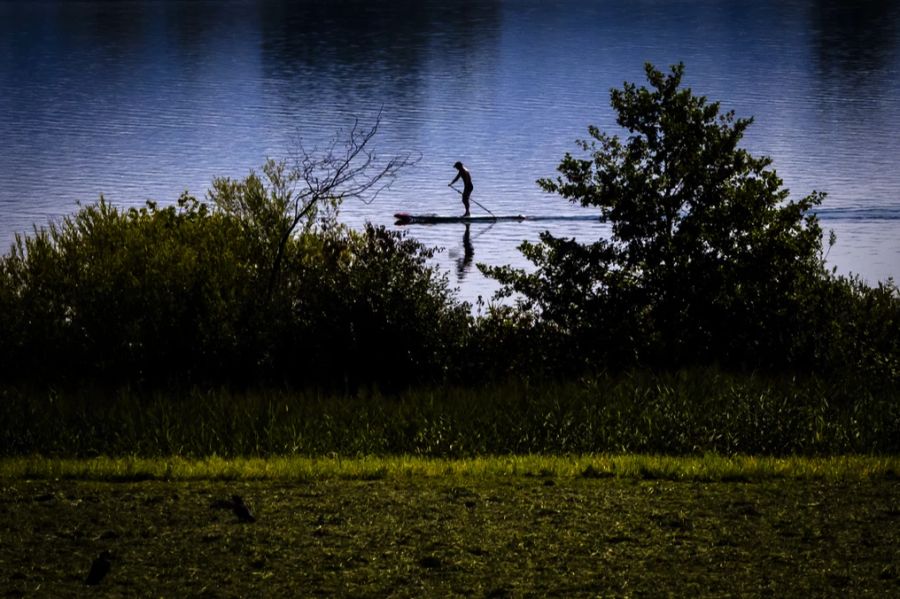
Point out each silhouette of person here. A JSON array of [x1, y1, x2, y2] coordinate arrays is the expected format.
[[449, 161, 473, 217], [456, 224, 474, 280]]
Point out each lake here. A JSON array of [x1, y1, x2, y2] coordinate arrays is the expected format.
[[1, 0, 898, 305]]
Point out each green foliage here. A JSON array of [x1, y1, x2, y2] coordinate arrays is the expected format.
[[787, 274, 900, 379], [0, 195, 251, 384], [268, 223, 472, 388], [486, 63, 898, 376], [208, 158, 340, 299], [0, 177, 468, 388]]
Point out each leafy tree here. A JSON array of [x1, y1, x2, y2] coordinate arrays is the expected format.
[[486, 63, 830, 370], [209, 115, 418, 299]]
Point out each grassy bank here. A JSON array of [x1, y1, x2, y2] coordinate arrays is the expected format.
[[2, 454, 899, 483]]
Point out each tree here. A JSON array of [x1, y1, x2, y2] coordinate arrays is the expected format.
[[486, 63, 829, 369], [208, 113, 419, 299]]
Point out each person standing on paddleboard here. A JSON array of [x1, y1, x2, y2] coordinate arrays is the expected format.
[[449, 161, 473, 217]]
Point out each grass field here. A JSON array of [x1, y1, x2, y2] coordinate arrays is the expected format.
[[2, 456, 899, 597]]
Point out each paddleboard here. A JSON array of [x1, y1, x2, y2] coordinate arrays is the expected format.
[[394, 212, 526, 225]]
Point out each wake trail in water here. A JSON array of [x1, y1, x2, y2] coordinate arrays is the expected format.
[[814, 206, 900, 221]]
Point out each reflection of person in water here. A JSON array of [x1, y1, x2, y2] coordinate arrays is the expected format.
[[449, 161, 473, 217], [455, 224, 475, 280]]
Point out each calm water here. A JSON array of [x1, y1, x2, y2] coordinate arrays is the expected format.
[[1, 0, 899, 304]]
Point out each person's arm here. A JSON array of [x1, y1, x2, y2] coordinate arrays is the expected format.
[[449, 172, 461, 186]]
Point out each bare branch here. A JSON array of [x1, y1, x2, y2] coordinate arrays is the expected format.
[[290, 110, 421, 211], [251, 111, 420, 299]]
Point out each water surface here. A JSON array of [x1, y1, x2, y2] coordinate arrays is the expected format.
[[1, 0, 898, 304]]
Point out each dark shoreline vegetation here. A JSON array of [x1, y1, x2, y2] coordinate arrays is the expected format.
[[2, 372, 899, 458], [1, 63, 898, 459]]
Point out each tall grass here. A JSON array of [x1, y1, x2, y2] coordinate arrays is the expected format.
[[2, 369, 897, 458]]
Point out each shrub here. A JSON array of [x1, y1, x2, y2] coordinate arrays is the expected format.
[[0, 194, 470, 389], [0, 195, 254, 385]]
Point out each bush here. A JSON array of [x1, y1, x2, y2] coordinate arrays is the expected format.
[[0, 192, 470, 389], [267, 223, 472, 389], [0, 195, 253, 385]]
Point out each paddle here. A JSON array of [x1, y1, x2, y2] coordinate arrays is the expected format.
[[449, 185, 496, 218]]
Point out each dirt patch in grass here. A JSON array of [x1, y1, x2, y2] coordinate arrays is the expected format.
[[1, 477, 899, 596]]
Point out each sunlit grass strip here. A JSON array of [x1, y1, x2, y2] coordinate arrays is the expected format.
[[1, 455, 898, 482]]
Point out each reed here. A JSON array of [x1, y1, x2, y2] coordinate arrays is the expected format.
[[2, 369, 897, 458]]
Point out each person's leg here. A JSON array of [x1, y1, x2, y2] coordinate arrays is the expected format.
[[462, 188, 471, 216]]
